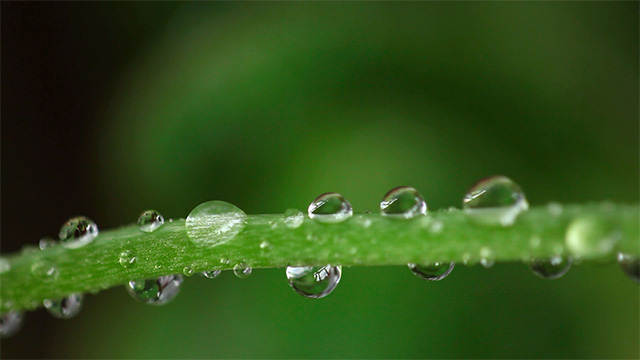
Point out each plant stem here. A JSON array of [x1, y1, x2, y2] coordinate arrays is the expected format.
[[1, 202, 638, 313]]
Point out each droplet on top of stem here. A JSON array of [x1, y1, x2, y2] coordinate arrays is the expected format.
[[137, 210, 165, 233], [380, 186, 427, 219], [59, 216, 99, 249], [462, 176, 528, 226], [186, 201, 247, 246]]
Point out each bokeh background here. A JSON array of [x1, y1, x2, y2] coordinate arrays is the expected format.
[[2, 2, 638, 358]]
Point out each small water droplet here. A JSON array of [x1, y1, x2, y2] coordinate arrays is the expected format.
[[137, 210, 165, 233], [462, 176, 528, 226], [0, 311, 23, 338], [259, 241, 271, 249], [233, 263, 252, 279], [308, 193, 353, 223], [286, 265, 342, 299], [479, 247, 494, 268], [169, 218, 174, 223], [31, 260, 59, 281], [43, 293, 83, 319], [380, 186, 427, 219], [480, 259, 495, 268], [118, 250, 137, 268], [530, 256, 572, 279], [447, 206, 459, 212], [429, 220, 444, 234], [617, 253, 639, 283], [202, 270, 222, 279], [283, 209, 304, 229], [21, 245, 40, 255], [59, 216, 99, 249], [529, 235, 542, 249], [0, 258, 10, 274], [183, 266, 195, 277], [39, 237, 56, 250], [126, 275, 183, 305], [220, 257, 230, 264], [408, 262, 455, 281], [186, 201, 247, 246], [547, 202, 563, 217], [565, 217, 619, 258]]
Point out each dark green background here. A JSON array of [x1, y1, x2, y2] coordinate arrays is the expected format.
[[2, 2, 638, 358]]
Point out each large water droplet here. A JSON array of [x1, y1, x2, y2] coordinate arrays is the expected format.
[[0, 311, 23, 338], [137, 210, 165, 233], [462, 176, 529, 226], [308, 193, 353, 223], [565, 217, 619, 258], [126, 275, 183, 305], [118, 250, 137, 268], [39, 237, 56, 250], [408, 262, 455, 281], [31, 260, 59, 280], [283, 209, 304, 229], [186, 201, 246, 246], [233, 263, 252, 279], [286, 265, 342, 299], [202, 270, 221, 279], [529, 256, 572, 279], [380, 186, 427, 219], [617, 253, 639, 283], [43, 293, 83, 319], [59, 216, 99, 249]]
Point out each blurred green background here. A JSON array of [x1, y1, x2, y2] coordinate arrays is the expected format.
[[2, 2, 638, 358]]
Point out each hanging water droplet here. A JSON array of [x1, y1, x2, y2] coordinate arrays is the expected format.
[[529, 256, 572, 279], [182, 266, 195, 277], [462, 176, 529, 226], [233, 263, 252, 279], [283, 209, 304, 229], [0, 311, 23, 338], [202, 270, 221, 279], [39, 237, 56, 250], [308, 193, 353, 223], [186, 201, 247, 246], [137, 210, 165, 233], [0, 258, 10, 274], [59, 216, 99, 249], [118, 250, 137, 268], [31, 260, 59, 280], [479, 247, 495, 268], [126, 275, 183, 305], [286, 265, 342, 299], [380, 186, 427, 219], [617, 253, 639, 283], [43, 293, 83, 319], [408, 262, 455, 281], [565, 216, 619, 258]]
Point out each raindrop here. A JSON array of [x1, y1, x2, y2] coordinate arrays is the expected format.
[[286, 265, 342, 299], [283, 209, 304, 229], [408, 262, 455, 281], [126, 275, 183, 305], [186, 201, 247, 246], [43, 293, 83, 319], [31, 260, 59, 281], [202, 270, 221, 279], [617, 253, 639, 283], [565, 216, 619, 258], [137, 210, 165, 233], [0, 311, 23, 338], [530, 256, 572, 279], [462, 176, 529, 226], [39, 237, 56, 250], [183, 266, 195, 277], [380, 186, 427, 219], [59, 216, 99, 249], [308, 193, 353, 223], [233, 263, 252, 279], [118, 250, 137, 268]]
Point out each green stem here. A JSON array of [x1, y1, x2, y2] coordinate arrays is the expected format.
[[1, 202, 638, 313]]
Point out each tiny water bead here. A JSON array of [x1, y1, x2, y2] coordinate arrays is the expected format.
[[617, 253, 639, 283], [31, 260, 59, 280], [186, 201, 247, 246], [0, 311, 23, 338], [283, 208, 305, 229], [408, 262, 455, 281], [380, 186, 427, 219], [462, 176, 529, 226], [43, 293, 83, 319], [183, 266, 195, 277], [308, 193, 353, 223], [118, 250, 137, 268], [137, 210, 165, 233], [39, 237, 56, 250], [529, 256, 572, 280], [59, 216, 99, 249], [233, 263, 252, 279], [202, 270, 222, 279], [286, 265, 342, 299], [126, 275, 184, 305], [565, 216, 619, 258]]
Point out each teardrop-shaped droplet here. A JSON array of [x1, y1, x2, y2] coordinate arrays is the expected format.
[[617, 253, 639, 283], [31, 260, 59, 281], [408, 262, 454, 281], [529, 256, 572, 279], [137, 210, 165, 233], [118, 250, 137, 268], [202, 270, 221, 279], [308, 193, 353, 223], [283, 209, 304, 229], [233, 263, 252, 279], [380, 186, 427, 219], [462, 176, 529, 226], [126, 275, 183, 305], [39, 237, 56, 250], [565, 216, 619, 259], [186, 201, 247, 246], [0, 311, 23, 338], [43, 293, 83, 319], [286, 265, 342, 299], [59, 216, 99, 249]]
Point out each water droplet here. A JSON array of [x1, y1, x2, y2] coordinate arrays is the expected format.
[[617, 253, 639, 283], [0, 258, 10, 274], [31, 260, 59, 280], [479, 247, 494, 268], [58, 216, 99, 249], [565, 216, 619, 258], [529, 235, 542, 249], [233, 263, 252, 279], [43, 293, 83, 319], [428, 219, 444, 234], [0, 311, 23, 338], [118, 250, 137, 268], [202, 270, 221, 279], [39, 237, 56, 250], [530, 256, 572, 279], [480, 259, 495, 268], [462, 176, 528, 226], [308, 193, 353, 223], [259, 241, 271, 249], [182, 266, 195, 277], [547, 202, 563, 217], [169, 218, 174, 223], [137, 210, 165, 233], [286, 265, 342, 299], [408, 262, 455, 281], [283, 209, 304, 229], [186, 201, 246, 246], [380, 186, 427, 219], [126, 275, 183, 305]]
